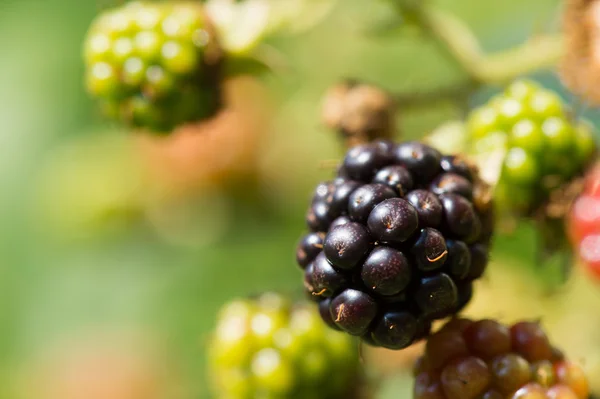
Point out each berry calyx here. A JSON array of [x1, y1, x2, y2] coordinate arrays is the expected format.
[[322, 80, 396, 147]]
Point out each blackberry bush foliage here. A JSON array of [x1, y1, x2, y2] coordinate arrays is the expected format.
[[467, 80, 597, 216], [84, 1, 222, 132], [208, 293, 359, 399], [414, 318, 589, 399], [296, 140, 494, 349]]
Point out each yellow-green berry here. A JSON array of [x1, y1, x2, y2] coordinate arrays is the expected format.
[[208, 293, 360, 399], [466, 79, 598, 215], [83, 1, 222, 132]]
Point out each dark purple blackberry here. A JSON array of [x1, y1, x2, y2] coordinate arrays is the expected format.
[[406, 190, 443, 228], [312, 182, 333, 203], [360, 331, 379, 347], [466, 243, 489, 281], [414, 273, 458, 319], [430, 173, 474, 200], [372, 165, 414, 196], [411, 228, 448, 271], [455, 282, 474, 312], [306, 200, 334, 232], [370, 311, 418, 349], [440, 194, 481, 241], [342, 143, 393, 181], [326, 180, 361, 216], [296, 232, 325, 269], [415, 318, 433, 341], [444, 239, 471, 280], [378, 291, 408, 305], [303, 263, 316, 299], [373, 139, 396, 159], [360, 246, 412, 296], [295, 141, 494, 349], [330, 289, 379, 335], [348, 183, 396, 223], [318, 297, 341, 330], [440, 155, 474, 182], [394, 141, 442, 183], [367, 198, 419, 243], [323, 223, 372, 270], [310, 252, 349, 298], [478, 203, 495, 245], [329, 215, 352, 230]]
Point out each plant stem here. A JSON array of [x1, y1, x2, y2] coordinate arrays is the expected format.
[[393, 1, 564, 93], [477, 34, 564, 84], [394, 79, 477, 108], [416, 6, 483, 79]]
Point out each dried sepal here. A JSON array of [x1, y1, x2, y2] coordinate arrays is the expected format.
[[562, 0, 600, 105], [322, 80, 397, 147]]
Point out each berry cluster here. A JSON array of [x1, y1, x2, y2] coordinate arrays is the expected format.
[[569, 163, 600, 279], [84, 1, 222, 132], [208, 293, 359, 399], [467, 80, 597, 215], [296, 140, 494, 349], [414, 318, 589, 399]]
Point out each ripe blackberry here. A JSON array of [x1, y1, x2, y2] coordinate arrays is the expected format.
[[296, 140, 494, 349], [84, 1, 222, 132], [208, 293, 359, 398], [467, 80, 597, 216], [322, 80, 396, 147], [414, 318, 589, 399]]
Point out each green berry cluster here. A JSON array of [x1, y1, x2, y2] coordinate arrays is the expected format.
[[84, 1, 222, 132], [208, 293, 359, 399], [467, 80, 597, 214]]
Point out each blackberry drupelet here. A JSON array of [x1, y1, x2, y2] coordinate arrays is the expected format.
[[84, 1, 222, 132], [296, 140, 494, 349], [467, 80, 597, 216], [414, 318, 589, 399], [208, 293, 359, 399]]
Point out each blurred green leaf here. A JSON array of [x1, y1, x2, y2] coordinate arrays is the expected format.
[[205, 0, 338, 55]]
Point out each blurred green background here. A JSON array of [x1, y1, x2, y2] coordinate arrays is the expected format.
[[4, 0, 600, 398]]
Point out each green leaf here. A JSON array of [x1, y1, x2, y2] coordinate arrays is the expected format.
[[267, 0, 339, 34], [205, 0, 271, 55], [224, 52, 272, 77]]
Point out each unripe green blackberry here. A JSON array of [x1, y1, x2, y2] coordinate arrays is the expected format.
[[84, 1, 222, 132], [467, 80, 597, 216], [208, 293, 360, 399]]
